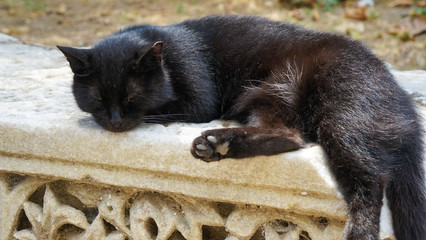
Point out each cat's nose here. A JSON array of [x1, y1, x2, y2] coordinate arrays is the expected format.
[[110, 110, 123, 127]]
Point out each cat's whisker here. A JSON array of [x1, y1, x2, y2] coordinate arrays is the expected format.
[[72, 95, 89, 100], [137, 113, 193, 123]]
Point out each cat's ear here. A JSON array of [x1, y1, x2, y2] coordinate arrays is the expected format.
[[135, 41, 163, 71], [149, 41, 163, 62], [57, 46, 92, 77]]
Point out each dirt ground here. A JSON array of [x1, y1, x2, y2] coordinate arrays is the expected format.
[[1, 0, 425, 70]]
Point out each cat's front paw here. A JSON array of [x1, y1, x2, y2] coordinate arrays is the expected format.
[[191, 132, 230, 162]]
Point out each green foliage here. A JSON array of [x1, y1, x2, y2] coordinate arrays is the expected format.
[[288, 0, 339, 11], [289, 0, 312, 5], [366, 8, 379, 20], [19, 0, 47, 11], [1, 0, 46, 11], [317, 0, 339, 12], [412, 7, 426, 17], [177, 5, 184, 14], [0, 0, 13, 8]]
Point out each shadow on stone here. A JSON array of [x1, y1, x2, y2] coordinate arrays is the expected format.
[[77, 116, 101, 130]]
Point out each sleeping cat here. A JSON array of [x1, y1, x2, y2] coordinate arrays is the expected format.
[[57, 15, 425, 239]]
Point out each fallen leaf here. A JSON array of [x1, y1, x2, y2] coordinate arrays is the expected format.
[[417, 0, 426, 7], [312, 8, 320, 21], [55, 3, 67, 15], [402, 16, 426, 35], [345, 6, 367, 20], [388, 0, 413, 8], [290, 9, 306, 21], [336, 22, 365, 34], [7, 8, 17, 16], [388, 15, 426, 38], [98, 8, 112, 17]]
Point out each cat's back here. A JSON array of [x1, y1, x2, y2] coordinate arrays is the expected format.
[[180, 15, 297, 37], [178, 15, 308, 50], [178, 15, 363, 69]]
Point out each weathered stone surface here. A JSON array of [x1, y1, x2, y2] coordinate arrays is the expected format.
[[390, 66, 426, 105], [1, 33, 424, 239]]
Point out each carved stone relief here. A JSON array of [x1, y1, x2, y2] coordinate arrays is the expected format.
[[0, 173, 344, 240]]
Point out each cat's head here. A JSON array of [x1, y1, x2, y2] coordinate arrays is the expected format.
[[58, 37, 175, 132]]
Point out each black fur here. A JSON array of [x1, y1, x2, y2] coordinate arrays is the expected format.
[[58, 15, 426, 239]]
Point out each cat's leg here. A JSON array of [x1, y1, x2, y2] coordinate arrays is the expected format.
[[191, 126, 305, 161], [317, 123, 385, 240], [191, 103, 306, 161], [191, 92, 306, 161]]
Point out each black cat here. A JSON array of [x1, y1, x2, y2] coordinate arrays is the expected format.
[[58, 15, 425, 240]]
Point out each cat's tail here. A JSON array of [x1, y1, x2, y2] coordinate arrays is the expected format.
[[386, 144, 426, 240]]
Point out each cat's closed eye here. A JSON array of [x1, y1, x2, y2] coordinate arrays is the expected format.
[[123, 97, 132, 105], [123, 92, 140, 105], [75, 72, 91, 78]]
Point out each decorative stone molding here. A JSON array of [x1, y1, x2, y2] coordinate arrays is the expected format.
[[2, 33, 425, 239], [1, 174, 343, 240]]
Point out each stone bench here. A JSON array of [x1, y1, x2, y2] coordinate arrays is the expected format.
[[1, 33, 425, 240]]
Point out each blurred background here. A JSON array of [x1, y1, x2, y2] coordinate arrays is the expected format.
[[0, 0, 425, 70]]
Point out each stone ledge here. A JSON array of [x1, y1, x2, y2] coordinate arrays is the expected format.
[[1, 33, 424, 239]]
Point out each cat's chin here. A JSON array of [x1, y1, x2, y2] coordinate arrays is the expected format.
[[110, 125, 138, 132], [99, 122, 139, 132], [105, 127, 131, 132], [105, 127, 135, 132]]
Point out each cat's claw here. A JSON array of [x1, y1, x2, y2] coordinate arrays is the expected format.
[[207, 135, 217, 143], [191, 134, 229, 162], [196, 144, 208, 150]]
